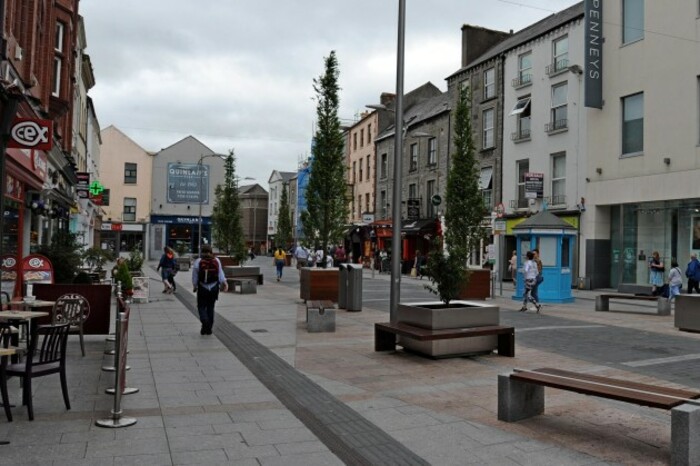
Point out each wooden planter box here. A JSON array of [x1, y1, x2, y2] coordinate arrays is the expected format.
[[217, 256, 239, 267], [300, 268, 339, 302], [396, 300, 500, 357], [458, 269, 491, 300], [33, 283, 112, 335]]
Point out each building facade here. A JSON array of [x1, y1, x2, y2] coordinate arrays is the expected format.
[[238, 183, 268, 254], [266, 170, 295, 250]]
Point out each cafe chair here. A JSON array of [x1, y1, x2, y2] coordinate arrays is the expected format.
[[51, 293, 90, 357], [5, 323, 71, 421], [0, 323, 15, 422]]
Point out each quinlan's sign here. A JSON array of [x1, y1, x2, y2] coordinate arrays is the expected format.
[[584, 0, 603, 109], [8, 118, 53, 150]]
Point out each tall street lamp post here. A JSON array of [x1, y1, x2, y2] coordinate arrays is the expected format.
[[197, 153, 228, 257]]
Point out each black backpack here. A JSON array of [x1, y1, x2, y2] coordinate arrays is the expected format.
[[198, 257, 220, 284]]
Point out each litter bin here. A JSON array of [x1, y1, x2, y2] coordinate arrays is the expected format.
[[337, 263, 348, 309], [346, 263, 363, 312]]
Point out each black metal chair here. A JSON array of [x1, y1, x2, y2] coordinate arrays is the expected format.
[[52, 293, 90, 357], [0, 322, 14, 422], [5, 323, 71, 421]]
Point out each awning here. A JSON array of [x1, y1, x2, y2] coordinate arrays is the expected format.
[[510, 96, 531, 116], [479, 166, 493, 190], [401, 218, 436, 234]]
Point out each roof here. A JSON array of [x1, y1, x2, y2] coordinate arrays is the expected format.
[[512, 210, 576, 231], [446, 2, 584, 80], [375, 91, 452, 142]]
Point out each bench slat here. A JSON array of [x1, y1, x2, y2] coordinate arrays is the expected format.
[[512, 368, 700, 409], [599, 294, 657, 301], [375, 322, 513, 341]]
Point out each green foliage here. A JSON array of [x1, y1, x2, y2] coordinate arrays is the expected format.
[[301, 51, 349, 253], [211, 149, 247, 262], [425, 86, 486, 305], [424, 239, 468, 306], [82, 247, 114, 271], [276, 182, 293, 248], [73, 272, 94, 284], [173, 241, 189, 257], [37, 230, 83, 284], [114, 261, 133, 291], [126, 243, 144, 271]]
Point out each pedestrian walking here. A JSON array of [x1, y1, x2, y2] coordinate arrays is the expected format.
[[191, 244, 228, 335], [668, 259, 683, 302], [156, 246, 177, 293], [508, 250, 517, 281], [649, 251, 665, 294], [520, 251, 541, 313], [334, 244, 346, 267], [686, 253, 700, 293], [294, 244, 309, 268], [273, 247, 286, 281], [532, 248, 544, 302]]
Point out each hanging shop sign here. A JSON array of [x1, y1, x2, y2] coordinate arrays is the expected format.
[[524, 172, 544, 199], [407, 199, 420, 221], [584, 0, 603, 109], [76, 172, 90, 199], [21, 254, 54, 289], [8, 118, 53, 150]]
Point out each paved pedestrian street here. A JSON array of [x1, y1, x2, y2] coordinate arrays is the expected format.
[[1, 256, 698, 465]]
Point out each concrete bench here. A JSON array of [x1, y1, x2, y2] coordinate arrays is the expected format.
[[305, 300, 335, 332], [374, 322, 515, 358], [595, 293, 670, 315], [498, 367, 700, 465], [228, 278, 257, 294]]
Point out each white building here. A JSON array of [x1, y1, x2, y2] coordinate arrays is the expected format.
[[267, 170, 295, 249]]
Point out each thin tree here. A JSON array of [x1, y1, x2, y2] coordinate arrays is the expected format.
[[301, 50, 348, 258], [211, 149, 246, 262], [425, 85, 487, 305], [276, 182, 293, 248]]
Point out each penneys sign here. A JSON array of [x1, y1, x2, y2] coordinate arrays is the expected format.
[[584, 0, 603, 109]]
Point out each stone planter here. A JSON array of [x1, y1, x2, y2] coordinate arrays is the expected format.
[[675, 295, 700, 332], [176, 256, 190, 272], [396, 300, 500, 357], [458, 269, 491, 300]]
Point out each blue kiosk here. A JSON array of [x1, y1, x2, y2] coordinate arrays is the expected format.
[[512, 210, 576, 303]]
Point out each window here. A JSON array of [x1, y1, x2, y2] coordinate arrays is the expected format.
[[359, 160, 363, 182], [511, 96, 532, 141], [124, 163, 137, 184], [460, 78, 470, 92], [353, 132, 357, 151], [479, 167, 493, 210], [365, 193, 370, 213], [366, 155, 370, 180], [367, 124, 372, 143], [380, 190, 387, 217], [426, 180, 436, 217], [409, 183, 417, 201], [552, 36, 569, 73], [549, 83, 568, 131], [360, 128, 364, 147], [427, 138, 437, 165], [55, 22, 64, 52], [622, 92, 644, 155], [551, 153, 566, 205], [123, 198, 136, 222], [52, 57, 61, 97], [380, 153, 388, 178], [623, 0, 644, 44], [358, 196, 362, 218], [410, 143, 418, 171], [517, 52, 532, 86], [483, 68, 495, 99], [353, 161, 356, 183], [516, 160, 529, 208], [482, 108, 495, 149]]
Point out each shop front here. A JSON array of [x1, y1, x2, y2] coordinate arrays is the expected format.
[[100, 222, 147, 255], [149, 215, 210, 259]]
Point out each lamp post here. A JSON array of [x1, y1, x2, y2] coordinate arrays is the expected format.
[[197, 153, 229, 257]]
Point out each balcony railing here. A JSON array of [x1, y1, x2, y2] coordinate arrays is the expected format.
[[509, 198, 530, 209], [544, 195, 567, 206], [510, 129, 531, 142], [545, 119, 568, 133], [545, 58, 569, 76], [511, 73, 533, 88]]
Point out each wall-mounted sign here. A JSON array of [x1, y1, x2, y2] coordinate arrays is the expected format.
[[524, 172, 544, 199], [362, 213, 375, 224], [407, 199, 420, 220], [8, 118, 53, 150], [584, 0, 603, 109], [167, 162, 208, 204], [76, 172, 90, 198], [89, 180, 104, 196]]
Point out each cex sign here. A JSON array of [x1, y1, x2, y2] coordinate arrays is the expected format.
[[8, 118, 53, 150]]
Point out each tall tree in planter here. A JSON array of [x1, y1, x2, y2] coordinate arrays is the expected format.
[[276, 182, 293, 248], [425, 86, 487, 305], [300, 51, 348, 256], [211, 149, 246, 263]]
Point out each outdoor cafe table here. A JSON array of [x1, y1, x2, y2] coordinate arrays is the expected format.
[[0, 308, 52, 346]]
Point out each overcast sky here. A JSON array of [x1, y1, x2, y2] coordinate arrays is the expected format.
[[80, 0, 578, 185]]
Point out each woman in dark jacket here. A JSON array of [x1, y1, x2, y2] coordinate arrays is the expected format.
[[157, 246, 177, 293]]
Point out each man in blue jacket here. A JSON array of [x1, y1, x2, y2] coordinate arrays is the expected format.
[[685, 253, 700, 293]]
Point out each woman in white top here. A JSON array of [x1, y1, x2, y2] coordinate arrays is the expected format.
[[520, 251, 541, 313], [668, 259, 683, 301]]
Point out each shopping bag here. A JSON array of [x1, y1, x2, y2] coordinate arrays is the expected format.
[[410, 267, 417, 278]]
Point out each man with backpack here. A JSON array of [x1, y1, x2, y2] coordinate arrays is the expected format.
[[192, 244, 228, 335]]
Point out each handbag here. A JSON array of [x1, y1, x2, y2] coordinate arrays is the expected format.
[[410, 267, 417, 278]]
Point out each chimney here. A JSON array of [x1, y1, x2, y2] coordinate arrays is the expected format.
[[380, 92, 395, 107], [460, 25, 511, 67]]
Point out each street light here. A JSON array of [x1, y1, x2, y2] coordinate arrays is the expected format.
[[197, 153, 229, 257]]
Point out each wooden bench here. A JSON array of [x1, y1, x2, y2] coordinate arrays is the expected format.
[[374, 322, 515, 357], [595, 293, 670, 315], [499, 368, 700, 465]]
